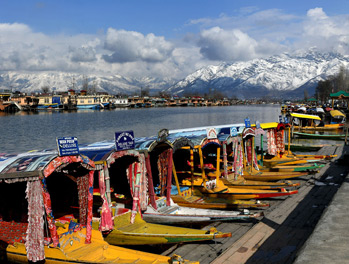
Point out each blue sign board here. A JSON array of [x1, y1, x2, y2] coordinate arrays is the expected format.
[[115, 131, 135, 151], [284, 116, 289, 124], [244, 118, 251, 128], [230, 127, 238, 137], [56, 137, 79, 156]]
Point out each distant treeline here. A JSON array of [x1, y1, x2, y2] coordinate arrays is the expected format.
[[315, 66, 349, 103]]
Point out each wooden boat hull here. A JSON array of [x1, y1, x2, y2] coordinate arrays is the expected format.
[[262, 156, 325, 167], [221, 177, 300, 189], [196, 186, 298, 200], [292, 131, 345, 139], [242, 171, 307, 181], [98, 210, 231, 245], [199, 188, 298, 200], [293, 123, 343, 131], [143, 205, 262, 225], [262, 163, 324, 172], [4, 227, 193, 264], [171, 194, 269, 209]]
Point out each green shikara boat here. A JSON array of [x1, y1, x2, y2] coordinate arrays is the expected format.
[[292, 131, 346, 140]]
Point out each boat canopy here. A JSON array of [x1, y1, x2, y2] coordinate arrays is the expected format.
[[290, 113, 321, 120], [0, 151, 94, 180], [167, 135, 195, 152], [251, 122, 279, 129], [330, 110, 345, 118]]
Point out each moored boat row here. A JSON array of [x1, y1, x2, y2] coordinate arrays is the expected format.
[[0, 117, 339, 263]]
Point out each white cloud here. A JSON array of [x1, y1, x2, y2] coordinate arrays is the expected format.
[[298, 8, 349, 53], [197, 27, 258, 61], [0, 6, 348, 82], [102, 28, 174, 63]]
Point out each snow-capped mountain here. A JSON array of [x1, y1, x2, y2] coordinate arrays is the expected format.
[[0, 49, 348, 99], [167, 50, 349, 99], [0, 72, 175, 95]]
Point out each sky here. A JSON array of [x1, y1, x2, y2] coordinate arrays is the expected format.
[[0, 0, 349, 80]]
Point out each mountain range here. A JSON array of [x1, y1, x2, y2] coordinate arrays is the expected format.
[[0, 49, 348, 99]]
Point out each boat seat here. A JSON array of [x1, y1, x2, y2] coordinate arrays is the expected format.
[[0, 220, 28, 244], [158, 206, 180, 214]]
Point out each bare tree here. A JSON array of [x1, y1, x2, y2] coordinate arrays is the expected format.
[[41, 86, 50, 94], [82, 75, 89, 91]]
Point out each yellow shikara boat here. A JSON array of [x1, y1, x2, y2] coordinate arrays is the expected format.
[[290, 111, 345, 131], [93, 207, 231, 245], [221, 174, 300, 189], [80, 145, 232, 245], [0, 151, 196, 264], [6, 225, 195, 264]]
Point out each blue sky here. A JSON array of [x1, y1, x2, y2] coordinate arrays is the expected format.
[[0, 0, 348, 79]]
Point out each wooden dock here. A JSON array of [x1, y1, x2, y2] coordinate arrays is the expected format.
[[159, 145, 349, 264]]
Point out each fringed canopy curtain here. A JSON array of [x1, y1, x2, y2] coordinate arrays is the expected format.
[[126, 154, 148, 223], [267, 123, 288, 157], [157, 148, 173, 206], [232, 137, 243, 179], [25, 179, 45, 262], [98, 167, 113, 232]]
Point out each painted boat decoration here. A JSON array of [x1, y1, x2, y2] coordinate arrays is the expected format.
[[0, 151, 194, 264]]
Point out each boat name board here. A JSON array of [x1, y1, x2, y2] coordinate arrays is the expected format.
[[206, 127, 217, 139], [115, 131, 135, 151], [56, 137, 80, 156], [230, 127, 238, 136], [244, 118, 251, 128]]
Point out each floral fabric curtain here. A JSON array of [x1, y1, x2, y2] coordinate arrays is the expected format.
[[25, 180, 45, 262]]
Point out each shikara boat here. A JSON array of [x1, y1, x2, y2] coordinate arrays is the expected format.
[[134, 134, 262, 224], [143, 196, 262, 224], [289, 143, 340, 152], [292, 131, 346, 140], [0, 151, 194, 264], [260, 163, 325, 172], [80, 141, 232, 245], [170, 129, 298, 197], [93, 206, 231, 245], [289, 112, 343, 131], [171, 192, 270, 209]]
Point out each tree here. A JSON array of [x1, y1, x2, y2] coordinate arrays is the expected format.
[[140, 87, 150, 97], [41, 86, 50, 94], [303, 89, 309, 102], [82, 76, 89, 91], [315, 80, 332, 104]]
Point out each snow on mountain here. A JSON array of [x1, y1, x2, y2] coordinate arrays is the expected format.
[[0, 50, 348, 99], [0, 72, 175, 95], [167, 50, 349, 99]]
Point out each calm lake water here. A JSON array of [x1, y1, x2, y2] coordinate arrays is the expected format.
[[0, 104, 281, 154]]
